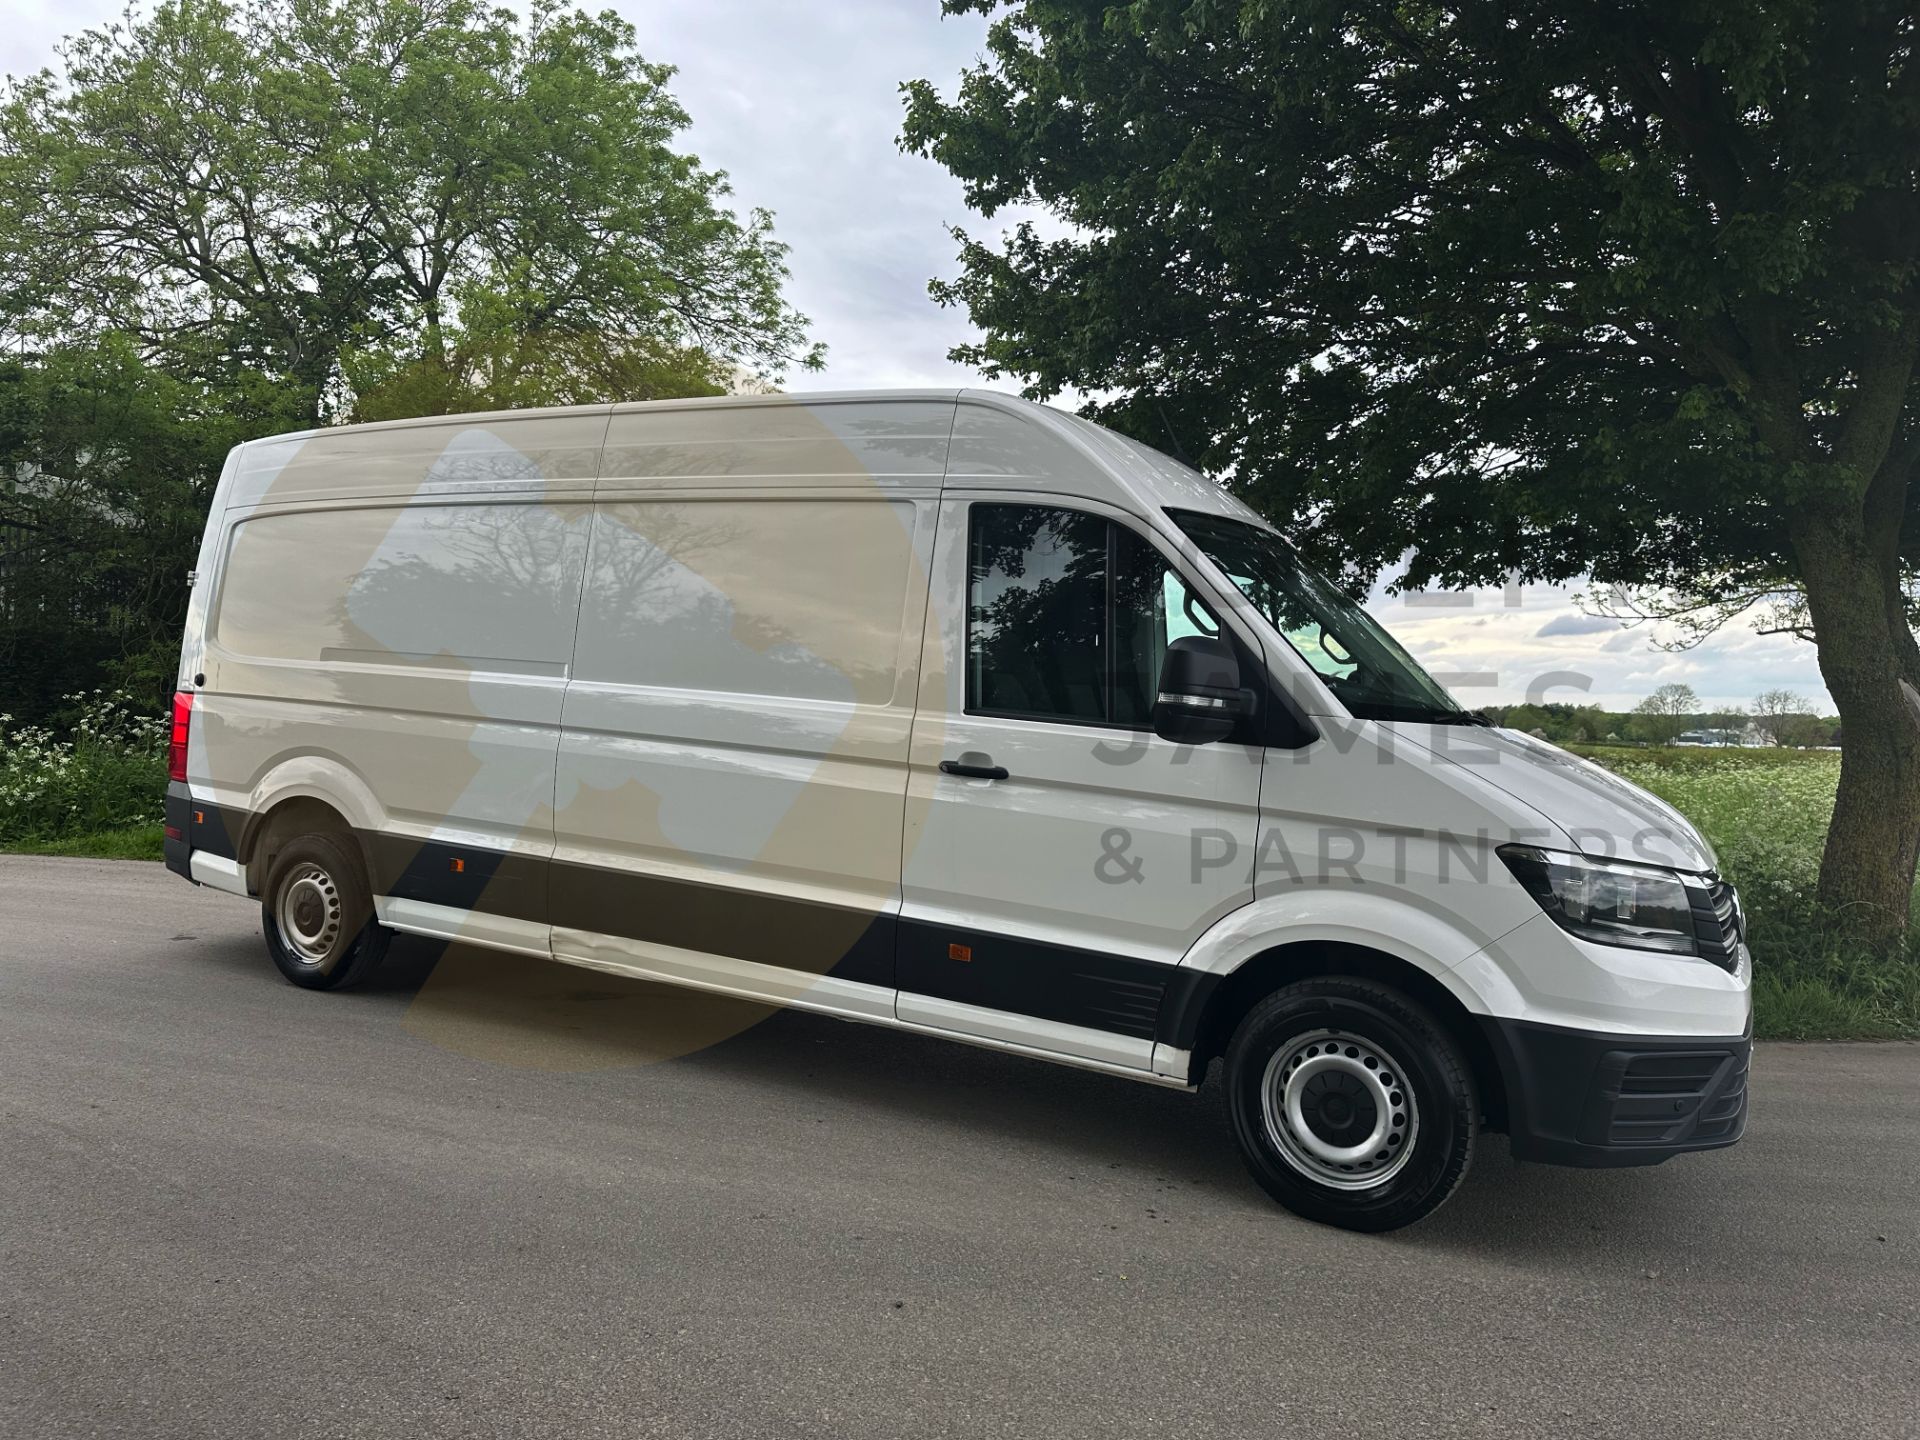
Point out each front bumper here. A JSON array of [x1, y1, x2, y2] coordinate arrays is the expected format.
[[1479, 1015, 1750, 1167]]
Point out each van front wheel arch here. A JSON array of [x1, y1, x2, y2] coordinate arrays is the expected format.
[[1225, 976, 1477, 1232]]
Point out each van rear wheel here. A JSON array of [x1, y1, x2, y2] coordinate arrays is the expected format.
[[261, 833, 390, 990], [1225, 977, 1476, 1232]]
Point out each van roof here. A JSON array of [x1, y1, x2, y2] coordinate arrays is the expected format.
[[222, 388, 1265, 527]]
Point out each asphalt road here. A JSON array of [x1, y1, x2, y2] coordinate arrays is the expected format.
[[2, 855, 1916, 1438]]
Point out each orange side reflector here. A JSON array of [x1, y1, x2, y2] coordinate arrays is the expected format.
[[449, 857, 465, 874], [193, 810, 205, 825], [948, 943, 972, 962]]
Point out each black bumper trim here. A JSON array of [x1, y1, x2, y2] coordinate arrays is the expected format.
[[163, 781, 192, 880], [1479, 1015, 1751, 1168], [163, 780, 245, 883]]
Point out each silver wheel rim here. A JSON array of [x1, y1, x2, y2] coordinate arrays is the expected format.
[[276, 861, 344, 971], [1261, 1028, 1420, 1191]]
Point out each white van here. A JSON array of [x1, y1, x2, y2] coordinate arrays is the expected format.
[[165, 390, 1751, 1230]]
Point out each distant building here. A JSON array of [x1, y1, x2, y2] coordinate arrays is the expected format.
[[1674, 727, 1756, 748]]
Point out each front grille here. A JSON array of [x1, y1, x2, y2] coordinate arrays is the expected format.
[[1600, 1045, 1749, 1147], [1687, 877, 1744, 973]]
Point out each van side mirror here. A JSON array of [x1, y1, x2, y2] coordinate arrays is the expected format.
[[1153, 635, 1246, 744]]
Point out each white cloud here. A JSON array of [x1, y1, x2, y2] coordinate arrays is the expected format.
[[1536, 612, 1619, 638], [1364, 568, 1830, 711]]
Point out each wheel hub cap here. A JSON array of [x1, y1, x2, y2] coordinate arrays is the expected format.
[[1261, 1029, 1420, 1191], [276, 862, 344, 970]]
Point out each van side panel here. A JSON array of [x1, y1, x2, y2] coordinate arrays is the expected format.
[[225, 408, 610, 509], [597, 395, 956, 490], [553, 496, 928, 978], [548, 398, 951, 1003], [188, 413, 604, 934]]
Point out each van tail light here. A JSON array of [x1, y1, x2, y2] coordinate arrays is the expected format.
[[168, 690, 193, 782]]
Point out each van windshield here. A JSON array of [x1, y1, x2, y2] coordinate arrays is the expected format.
[[1169, 510, 1478, 726]]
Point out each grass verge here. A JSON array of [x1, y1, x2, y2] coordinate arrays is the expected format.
[[1, 824, 166, 861]]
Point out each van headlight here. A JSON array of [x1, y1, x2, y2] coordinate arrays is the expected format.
[[1496, 845, 1699, 955]]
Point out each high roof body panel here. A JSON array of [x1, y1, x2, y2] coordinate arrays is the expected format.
[[218, 388, 1256, 521]]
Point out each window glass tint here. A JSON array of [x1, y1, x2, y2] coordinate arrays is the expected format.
[[967, 505, 1220, 726], [968, 505, 1108, 721]]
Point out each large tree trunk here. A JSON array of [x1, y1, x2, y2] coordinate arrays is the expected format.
[[1792, 500, 1920, 944]]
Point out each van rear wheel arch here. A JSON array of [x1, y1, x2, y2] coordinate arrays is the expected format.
[[1186, 941, 1508, 1135], [241, 796, 367, 898]]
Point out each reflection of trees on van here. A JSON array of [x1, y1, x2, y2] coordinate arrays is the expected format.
[[584, 504, 733, 628], [968, 506, 1109, 722], [338, 504, 592, 667], [577, 503, 881, 706], [966, 503, 1210, 726]]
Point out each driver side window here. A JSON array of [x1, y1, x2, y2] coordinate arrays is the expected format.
[[966, 503, 1221, 728]]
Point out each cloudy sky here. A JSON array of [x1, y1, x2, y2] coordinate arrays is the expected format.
[[4, 0, 1834, 713]]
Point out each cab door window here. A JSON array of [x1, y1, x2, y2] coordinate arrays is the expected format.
[[966, 503, 1218, 728]]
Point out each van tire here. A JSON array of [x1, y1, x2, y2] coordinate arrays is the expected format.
[[260, 833, 391, 991], [1225, 976, 1476, 1232]]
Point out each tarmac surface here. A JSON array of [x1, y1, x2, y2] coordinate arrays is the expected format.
[[3, 855, 1916, 1437]]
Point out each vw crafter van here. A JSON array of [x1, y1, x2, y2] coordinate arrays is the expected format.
[[165, 390, 1751, 1231]]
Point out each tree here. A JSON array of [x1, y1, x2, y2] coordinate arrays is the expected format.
[[1699, 705, 1749, 742], [0, 0, 822, 421], [903, 1, 1920, 941], [1631, 683, 1700, 746], [1753, 688, 1811, 746], [0, 337, 294, 714], [0, 0, 822, 720], [1778, 712, 1832, 749]]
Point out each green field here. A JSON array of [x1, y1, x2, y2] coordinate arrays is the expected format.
[[1569, 744, 1920, 1039]]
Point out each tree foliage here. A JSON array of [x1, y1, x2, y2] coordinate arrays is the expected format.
[[904, 0, 1920, 937], [0, 338, 297, 714], [0, 0, 819, 717], [1632, 682, 1702, 745], [1752, 686, 1810, 745], [0, 0, 821, 418], [903, 0, 1913, 595]]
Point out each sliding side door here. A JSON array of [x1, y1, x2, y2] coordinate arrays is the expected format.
[[550, 489, 937, 1017]]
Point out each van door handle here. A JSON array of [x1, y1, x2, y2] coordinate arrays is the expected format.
[[939, 756, 1010, 781]]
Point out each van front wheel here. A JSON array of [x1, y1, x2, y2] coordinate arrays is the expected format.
[[261, 833, 390, 990], [1225, 977, 1476, 1232]]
